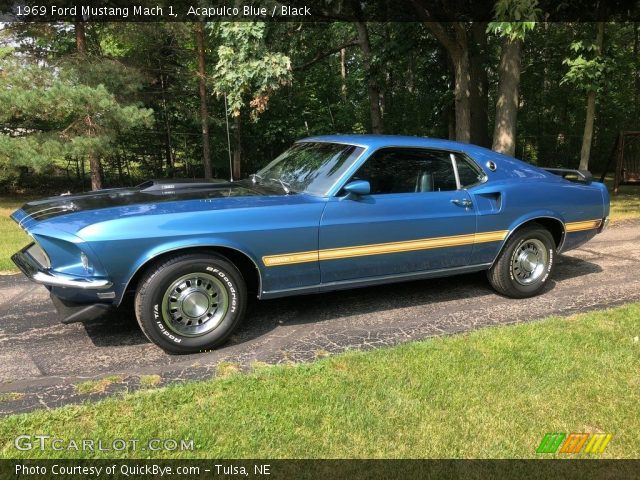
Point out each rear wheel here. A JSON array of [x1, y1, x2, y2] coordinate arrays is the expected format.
[[487, 225, 555, 298], [134, 253, 246, 354]]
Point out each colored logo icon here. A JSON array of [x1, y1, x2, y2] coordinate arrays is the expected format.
[[536, 433, 613, 454]]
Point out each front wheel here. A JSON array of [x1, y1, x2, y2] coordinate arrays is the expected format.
[[487, 225, 556, 298], [134, 253, 247, 354]]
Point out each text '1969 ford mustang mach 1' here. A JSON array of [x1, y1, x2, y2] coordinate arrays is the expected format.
[[11, 135, 610, 353]]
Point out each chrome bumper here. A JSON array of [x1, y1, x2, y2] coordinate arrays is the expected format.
[[598, 216, 610, 233], [11, 244, 113, 290]]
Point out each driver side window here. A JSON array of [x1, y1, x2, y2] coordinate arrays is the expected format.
[[351, 148, 458, 194]]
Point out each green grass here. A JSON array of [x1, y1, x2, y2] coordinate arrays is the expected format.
[[608, 184, 640, 222], [74, 376, 125, 395], [0, 197, 31, 272], [0, 303, 638, 459], [0, 393, 24, 403], [139, 374, 162, 388]]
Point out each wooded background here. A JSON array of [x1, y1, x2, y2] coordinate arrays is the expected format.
[[0, 10, 638, 192]]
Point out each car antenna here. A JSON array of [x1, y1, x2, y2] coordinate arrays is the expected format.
[[224, 92, 233, 182]]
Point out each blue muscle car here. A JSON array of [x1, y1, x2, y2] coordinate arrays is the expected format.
[[11, 135, 610, 353]]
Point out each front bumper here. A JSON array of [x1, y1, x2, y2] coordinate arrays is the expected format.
[[50, 294, 112, 324], [11, 243, 113, 290], [12, 244, 114, 323]]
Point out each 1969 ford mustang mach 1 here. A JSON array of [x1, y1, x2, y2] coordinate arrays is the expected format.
[[11, 135, 610, 353]]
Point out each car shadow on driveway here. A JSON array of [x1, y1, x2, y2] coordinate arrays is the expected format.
[[81, 254, 602, 352]]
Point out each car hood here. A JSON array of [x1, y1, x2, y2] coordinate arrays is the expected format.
[[11, 179, 317, 236]]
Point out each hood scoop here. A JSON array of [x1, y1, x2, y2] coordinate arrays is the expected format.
[[138, 178, 231, 193]]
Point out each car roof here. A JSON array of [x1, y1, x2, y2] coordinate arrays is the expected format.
[[299, 134, 489, 155], [297, 134, 556, 182]]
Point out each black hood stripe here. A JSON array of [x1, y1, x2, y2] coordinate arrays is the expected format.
[[18, 180, 274, 223]]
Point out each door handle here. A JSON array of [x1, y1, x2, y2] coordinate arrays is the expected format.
[[451, 198, 473, 209]]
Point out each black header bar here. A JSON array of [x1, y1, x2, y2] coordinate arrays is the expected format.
[[2, 459, 640, 480], [1, 0, 639, 22]]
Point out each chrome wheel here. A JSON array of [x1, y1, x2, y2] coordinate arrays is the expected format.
[[510, 238, 548, 286], [161, 272, 229, 337]]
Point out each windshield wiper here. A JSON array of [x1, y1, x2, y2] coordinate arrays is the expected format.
[[252, 173, 294, 194], [251, 173, 263, 184], [270, 178, 291, 194]]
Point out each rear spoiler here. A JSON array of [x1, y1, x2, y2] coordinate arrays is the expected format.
[[543, 168, 592, 185]]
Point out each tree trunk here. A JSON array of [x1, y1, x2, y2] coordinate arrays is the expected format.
[[353, 20, 383, 133], [195, 21, 213, 179], [75, 19, 87, 54], [470, 22, 489, 147], [116, 151, 124, 185], [448, 100, 456, 140], [75, 20, 104, 190], [580, 90, 597, 170], [233, 114, 242, 179], [634, 23, 639, 119], [421, 22, 472, 143], [579, 22, 605, 171], [444, 53, 456, 139], [86, 155, 102, 190], [159, 72, 174, 177], [125, 155, 132, 183], [451, 50, 471, 143], [80, 157, 85, 191], [492, 37, 522, 157], [407, 55, 415, 94], [340, 47, 347, 99]]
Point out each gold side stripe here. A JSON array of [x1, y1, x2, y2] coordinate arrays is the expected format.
[[262, 251, 318, 267], [262, 230, 509, 267], [262, 218, 602, 267], [565, 219, 602, 232]]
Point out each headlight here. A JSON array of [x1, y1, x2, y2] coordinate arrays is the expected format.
[[26, 243, 51, 269], [27, 233, 106, 278]]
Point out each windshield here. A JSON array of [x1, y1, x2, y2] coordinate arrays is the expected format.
[[255, 142, 365, 196]]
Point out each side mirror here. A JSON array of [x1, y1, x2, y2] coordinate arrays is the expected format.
[[343, 180, 370, 197]]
